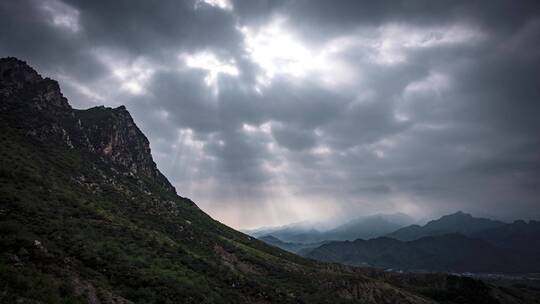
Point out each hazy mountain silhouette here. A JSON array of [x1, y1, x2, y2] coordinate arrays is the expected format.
[[305, 234, 540, 273], [250, 213, 415, 244], [472, 220, 540, 254], [324, 213, 414, 241], [258, 235, 328, 254], [303, 211, 540, 274], [386, 211, 505, 241]]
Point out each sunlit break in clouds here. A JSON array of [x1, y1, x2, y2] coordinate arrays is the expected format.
[[239, 17, 356, 89], [2, 0, 539, 229], [195, 0, 233, 11], [38, 0, 80, 33], [182, 51, 239, 94]]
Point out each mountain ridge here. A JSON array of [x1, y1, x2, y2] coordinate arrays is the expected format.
[[386, 211, 506, 241], [301, 211, 540, 274], [305, 233, 540, 273], [249, 213, 415, 244]]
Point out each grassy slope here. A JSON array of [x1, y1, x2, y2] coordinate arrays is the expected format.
[[0, 121, 440, 303], [0, 112, 537, 303]]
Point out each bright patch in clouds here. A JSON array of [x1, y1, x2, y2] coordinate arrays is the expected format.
[[404, 72, 451, 95], [177, 128, 205, 152], [240, 18, 313, 80], [242, 122, 272, 135], [113, 63, 154, 95], [38, 0, 80, 33], [182, 51, 239, 94], [195, 0, 233, 11], [238, 19, 483, 90], [56, 74, 105, 103], [95, 51, 156, 95], [311, 145, 332, 156], [239, 18, 355, 88], [371, 24, 485, 64]]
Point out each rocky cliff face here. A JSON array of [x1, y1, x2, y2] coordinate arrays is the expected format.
[[74, 105, 175, 193], [0, 57, 175, 193]]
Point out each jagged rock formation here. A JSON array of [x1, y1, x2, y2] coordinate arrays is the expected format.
[[0, 57, 174, 193], [1, 57, 538, 303]]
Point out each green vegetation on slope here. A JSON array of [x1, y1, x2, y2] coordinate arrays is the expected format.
[[0, 123, 423, 303]]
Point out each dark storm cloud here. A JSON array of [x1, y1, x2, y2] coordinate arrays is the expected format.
[[248, 0, 540, 39], [64, 0, 242, 55], [271, 124, 316, 151], [0, 0, 105, 82], [1, 0, 539, 228]]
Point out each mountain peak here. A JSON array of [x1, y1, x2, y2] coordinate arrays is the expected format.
[[387, 211, 505, 241], [0, 57, 40, 81], [444, 210, 472, 218], [75, 105, 175, 192], [0, 57, 175, 193]]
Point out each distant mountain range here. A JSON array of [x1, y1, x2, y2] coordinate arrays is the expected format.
[[472, 219, 540, 254], [305, 234, 540, 273], [325, 213, 414, 241], [257, 235, 329, 254], [386, 211, 506, 241], [244, 223, 325, 244], [301, 211, 540, 273], [245, 213, 415, 244], [386, 211, 540, 255]]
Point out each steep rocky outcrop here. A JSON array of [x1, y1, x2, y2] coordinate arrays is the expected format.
[[0, 57, 174, 193], [74, 105, 175, 193]]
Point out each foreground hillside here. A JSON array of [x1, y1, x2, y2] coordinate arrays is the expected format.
[[0, 57, 537, 303]]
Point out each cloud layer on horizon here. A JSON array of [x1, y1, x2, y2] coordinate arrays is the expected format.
[[1, 0, 539, 228]]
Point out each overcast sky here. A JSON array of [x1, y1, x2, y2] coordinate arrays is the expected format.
[[2, 0, 540, 229]]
